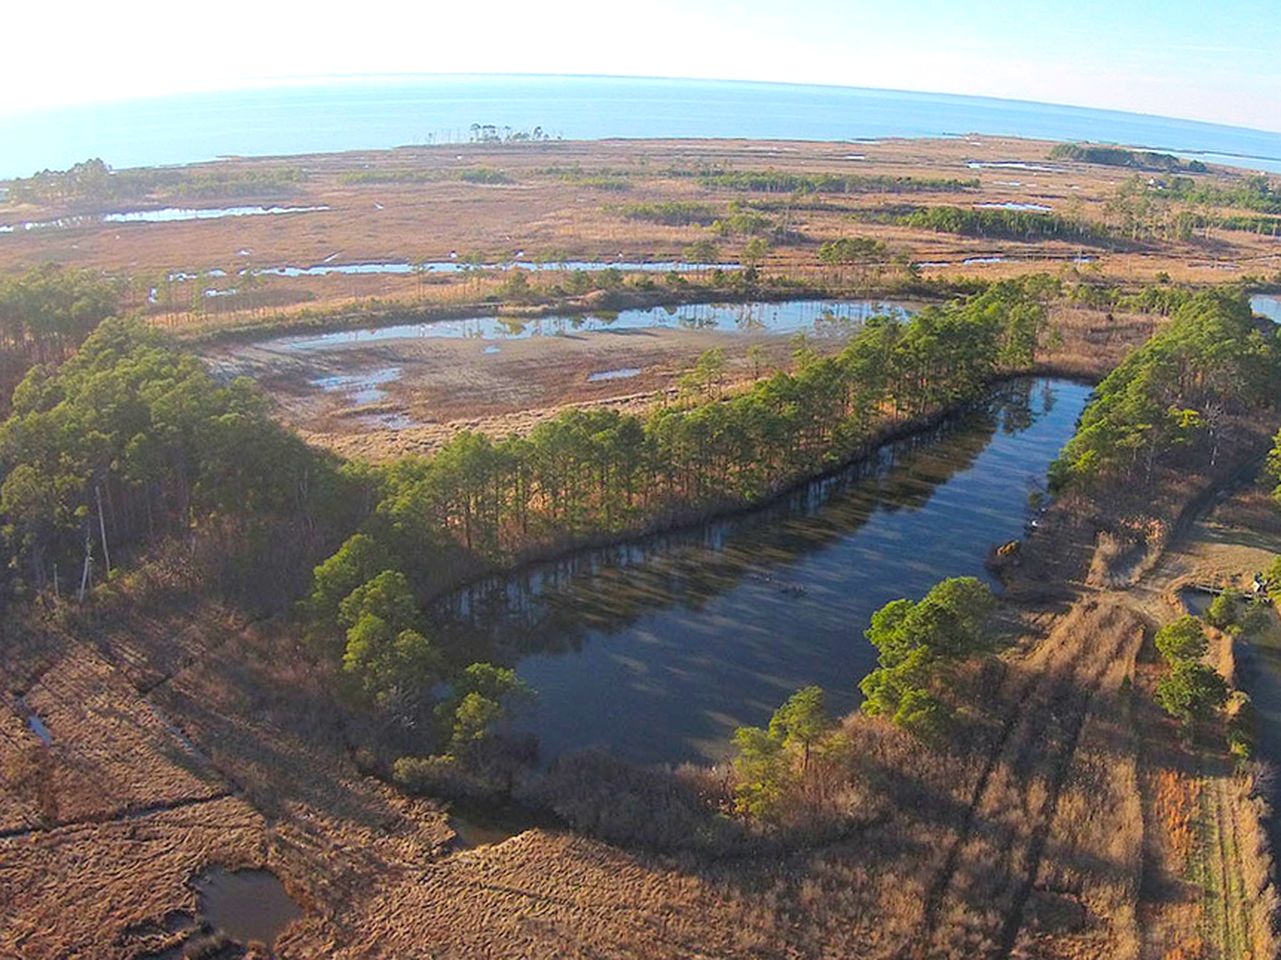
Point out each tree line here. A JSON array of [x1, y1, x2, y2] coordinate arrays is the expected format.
[[1102, 174, 1281, 242], [619, 201, 722, 227], [1167, 174, 1281, 216], [6, 157, 305, 206], [0, 264, 122, 366], [300, 279, 1056, 706], [1048, 143, 1207, 174], [536, 166, 633, 192], [618, 201, 782, 245], [0, 317, 359, 599], [1268, 429, 1281, 508], [340, 166, 514, 186], [697, 169, 978, 195], [899, 205, 1106, 243], [1050, 290, 1279, 490]]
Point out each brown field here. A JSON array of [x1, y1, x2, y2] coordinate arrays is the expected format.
[[3, 135, 1278, 328], [3, 416, 1276, 958], [2, 134, 1261, 456], [208, 300, 1155, 461], [5, 133, 1244, 457], [3, 137, 1281, 958]]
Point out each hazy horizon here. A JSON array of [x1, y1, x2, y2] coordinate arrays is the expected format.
[[8, 71, 1281, 139], [6, 73, 1281, 180], [8, 0, 1280, 133]]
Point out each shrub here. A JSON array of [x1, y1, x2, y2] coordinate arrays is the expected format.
[[393, 754, 489, 800], [892, 687, 950, 740], [338, 570, 442, 703], [1205, 590, 1240, 630], [858, 577, 994, 738], [731, 725, 788, 818], [731, 686, 833, 818], [1156, 660, 1228, 723], [1154, 615, 1209, 662]]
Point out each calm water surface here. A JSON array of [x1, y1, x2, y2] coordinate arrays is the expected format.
[[4, 76, 1280, 177], [0, 205, 328, 233], [433, 378, 1091, 765], [1253, 294, 1281, 323], [194, 868, 302, 946], [255, 259, 740, 278], [258, 299, 912, 355], [1235, 613, 1281, 856]]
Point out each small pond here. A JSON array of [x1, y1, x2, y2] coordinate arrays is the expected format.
[[449, 814, 525, 849], [1179, 585, 1214, 616], [17, 697, 51, 745], [1252, 294, 1281, 324], [587, 367, 641, 383], [1, 205, 328, 233], [252, 299, 912, 355], [194, 867, 302, 947], [976, 202, 1052, 212]]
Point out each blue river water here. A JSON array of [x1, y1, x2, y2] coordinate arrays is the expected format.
[[432, 377, 1091, 765], [3, 75, 1280, 179]]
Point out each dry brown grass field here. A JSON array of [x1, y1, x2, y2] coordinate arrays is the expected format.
[[3, 420, 1276, 958], [6, 133, 1259, 456], [3, 137, 1281, 958], [205, 298, 1154, 462], [2, 136, 1278, 327]]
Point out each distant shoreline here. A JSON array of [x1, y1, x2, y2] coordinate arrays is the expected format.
[[5, 75, 1281, 178]]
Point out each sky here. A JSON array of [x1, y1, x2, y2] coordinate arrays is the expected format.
[[7, 0, 1280, 132]]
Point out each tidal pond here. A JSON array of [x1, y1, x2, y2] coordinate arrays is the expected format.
[[255, 259, 740, 277], [431, 378, 1092, 765], [1, 205, 327, 233], [257, 299, 913, 354]]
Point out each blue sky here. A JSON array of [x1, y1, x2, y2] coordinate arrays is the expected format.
[[9, 0, 1280, 131]]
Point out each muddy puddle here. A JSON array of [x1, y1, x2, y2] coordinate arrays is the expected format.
[[194, 867, 303, 947], [310, 367, 402, 404], [587, 367, 641, 382], [976, 201, 1052, 211], [17, 696, 51, 744]]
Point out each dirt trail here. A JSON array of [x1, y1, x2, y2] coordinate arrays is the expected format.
[[1200, 774, 1253, 960], [914, 595, 1144, 958], [917, 472, 1275, 958]]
